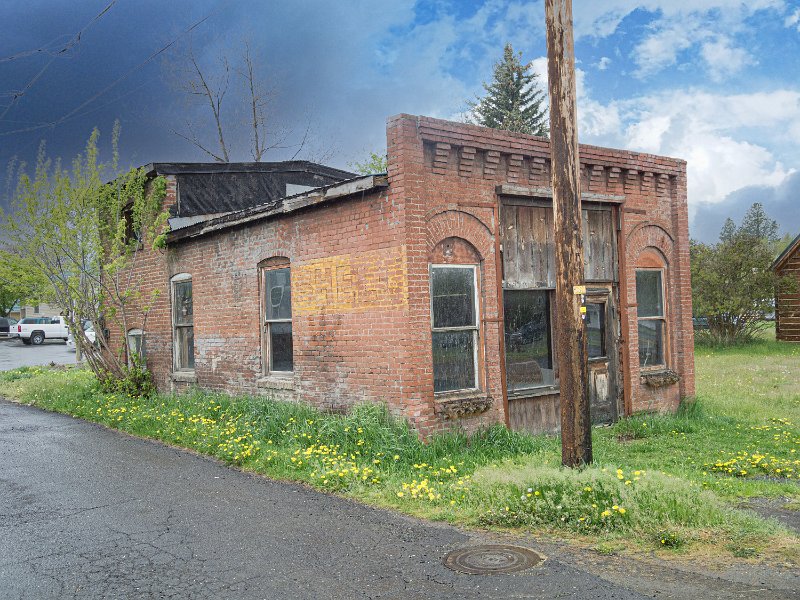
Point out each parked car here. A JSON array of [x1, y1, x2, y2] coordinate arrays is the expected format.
[[16, 316, 69, 345], [66, 321, 97, 351], [0, 317, 18, 338]]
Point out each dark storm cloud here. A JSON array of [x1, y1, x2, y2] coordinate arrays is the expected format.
[[0, 0, 476, 207], [691, 171, 800, 243]]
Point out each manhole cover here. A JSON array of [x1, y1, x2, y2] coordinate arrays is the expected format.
[[443, 544, 544, 575]]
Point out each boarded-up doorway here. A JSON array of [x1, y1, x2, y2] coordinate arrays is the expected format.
[[500, 197, 622, 433]]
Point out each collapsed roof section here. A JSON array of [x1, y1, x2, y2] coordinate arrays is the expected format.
[[144, 162, 357, 227], [167, 173, 388, 243]]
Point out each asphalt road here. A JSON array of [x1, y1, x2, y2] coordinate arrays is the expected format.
[[0, 337, 76, 370], [1, 400, 798, 599]]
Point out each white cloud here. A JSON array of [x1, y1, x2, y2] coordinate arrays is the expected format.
[[596, 57, 612, 71], [577, 88, 800, 208], [571, 2, 784, 80], [700, 36, 756, 81], [786, 8, 800, 30]]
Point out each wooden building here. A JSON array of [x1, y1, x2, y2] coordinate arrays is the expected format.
[[774, 233, 800, 342]]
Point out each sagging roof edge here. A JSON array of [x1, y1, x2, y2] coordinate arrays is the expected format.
[[166, 174, 389, 244], [772, 231, 800, 272], [142, 160, 356, 179]]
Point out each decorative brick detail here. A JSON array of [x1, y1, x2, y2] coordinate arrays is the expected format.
[[458, 146, 477, 177], [483, 150, 500, 179], [432, 142, 451, 175], [529, 156, 547, 185], [507, 153, 524, 183], [608, 167, 622, 193], [589, 165, 605, 192], [657, 173, 670, 197], [642, 171, 654, 193], [624, 169, 639, 194]]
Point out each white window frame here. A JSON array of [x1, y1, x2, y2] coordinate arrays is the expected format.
[[171, 273, 194, 372], [429, 263, 480, 394], [261, 264, 293, 375], [636, 267, 667, 369]]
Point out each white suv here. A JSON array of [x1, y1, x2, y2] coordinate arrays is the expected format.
[[17, 316, 70, 345]]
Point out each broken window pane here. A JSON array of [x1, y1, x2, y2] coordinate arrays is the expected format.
[[586, 303, 606, 358], [638, 320, 664, 367], [174, 281, 193, 325], [635, 270, 663, 318], [431, 267, 475, 328], [265, 268, 292, 321], [432, 331, 476, 393], [127, 330, 144, 363], [270, 322, 293, 372], [503, 290, 555, 391]]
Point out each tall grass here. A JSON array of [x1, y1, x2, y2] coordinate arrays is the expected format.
[[2, 362, 797, 559]]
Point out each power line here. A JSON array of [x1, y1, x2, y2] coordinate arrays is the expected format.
[[0, 0, 116, 63], [0, 1, 227, 139], [0, 1, 118, 120]]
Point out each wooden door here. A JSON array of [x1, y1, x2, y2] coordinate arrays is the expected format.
[[585, 288, 620, 424]]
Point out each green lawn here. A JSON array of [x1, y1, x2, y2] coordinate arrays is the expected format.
[[2, 336, 798, 560]]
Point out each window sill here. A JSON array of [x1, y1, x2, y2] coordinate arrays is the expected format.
[[640, 368, 680, 388], [507, 384, 559, 399], [434, 391, 493, 420], [171, 371, 197, 383], [257, 375, 295, 390]]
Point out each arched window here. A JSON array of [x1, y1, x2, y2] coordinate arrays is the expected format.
[[259, 258, 293, 374], [171, 273, 194, 371], [127, 328, 144, 366], [635, 250, 668, 368], [429, 238, 481, 393]]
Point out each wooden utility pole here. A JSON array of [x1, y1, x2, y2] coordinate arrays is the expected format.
[[545, 0, 592, 467]]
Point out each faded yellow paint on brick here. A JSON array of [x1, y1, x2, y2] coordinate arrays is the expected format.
[[293, 245, 408, 314]]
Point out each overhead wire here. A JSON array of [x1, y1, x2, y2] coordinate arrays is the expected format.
[[0, 0, 117, 63], [0, 1, 228, 139], [0, 1, 118, 120]]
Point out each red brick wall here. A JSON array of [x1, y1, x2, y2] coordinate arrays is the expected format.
[[387, 115, 694, 432], [113, 178, 415, 417], [113, 115, 694, 436]]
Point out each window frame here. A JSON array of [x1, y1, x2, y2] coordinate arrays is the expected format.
[[429, 263, 480, 394], [127, 328, 144, 367], [171, 273, 194, 372], [260, 261, 293, 376], [502, 287, 559, 394], [635, 267, 668, 369], [585, 299, 608, 361]]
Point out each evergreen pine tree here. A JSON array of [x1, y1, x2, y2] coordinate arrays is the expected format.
[[469, 43, 549, 137]]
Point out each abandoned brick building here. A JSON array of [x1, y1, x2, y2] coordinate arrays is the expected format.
[[773, 232, 800, 342], [114, 115, 694, 435]]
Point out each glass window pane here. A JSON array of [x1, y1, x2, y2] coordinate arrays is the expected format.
[[431, 267, 475, 328], [638, 320, 664, 367], [174, 281, 193, 325], [432, 330, 476, 392], [503, 290, 555, 391], [635, 270, 663, 318], [586, 303, 606, 359], [127, 333, 143, 358], [176, 326, 194, 369], [270, 322, 293, 372], [265, 268, 292, 321]]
